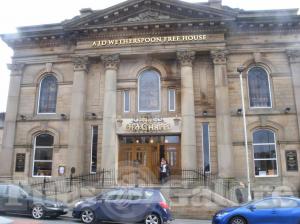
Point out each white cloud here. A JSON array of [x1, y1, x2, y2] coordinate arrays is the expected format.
[[0, 0, 299, 112]]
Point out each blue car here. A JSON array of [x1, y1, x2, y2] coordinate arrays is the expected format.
[[213, 196, 300, 224], [73, 188, 173, 224]]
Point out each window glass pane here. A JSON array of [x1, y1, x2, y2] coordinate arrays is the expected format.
[[35, 148, 53, 160], [254, 160, 277, 176], [165, 136, 179, 144], [0, 185, 7, 196], [280, 199, 298, 208], [124, 90, 130, 112], [91, 126, 98, 173], [255, 199, 279, 209], [254, 145, 276, 159], [33, 162, 52, 176], [36, 134, 54, 146], [38, 75, 58, 113], [248, 67, 271, 107], [126, 189, 143, 200], [202, 123, 210, 172], [253, 130, 275, 144], [138, 70, 160, 112], [168, 89, 176, 111], [105, 189, 125, 200], [7, 186, 22, 198]]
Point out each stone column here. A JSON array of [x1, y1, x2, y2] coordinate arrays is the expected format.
[[68, 57, 89, 175], [177, 51, 197, 170], [211, 50, 234, 178], [288, 50, 300, 137], [101, 54, 120, 171], [0, 63, 24, 177]]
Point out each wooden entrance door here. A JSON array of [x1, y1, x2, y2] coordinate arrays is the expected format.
[[161, 144, 181, 175]]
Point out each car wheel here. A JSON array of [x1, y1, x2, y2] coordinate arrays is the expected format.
[[145, 213, 161, 224], [31, 205, 44, 219], [230, 216, 247, 224], [81, 208, 96, 224]]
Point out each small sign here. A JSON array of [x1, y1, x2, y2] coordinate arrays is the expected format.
[[58, 166, 65, 176], [286, 150, 298, 171], [15, 153, 26, 172]]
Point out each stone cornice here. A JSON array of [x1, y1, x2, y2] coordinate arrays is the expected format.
[[72, 57, 89, 72], [210, 50, 228, 65], [177, 51, 196, 67], [101, 54, 120, 70], [7, 63, 25, 76]]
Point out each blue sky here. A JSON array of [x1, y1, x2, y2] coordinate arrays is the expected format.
[[0, 0, 300, 112]]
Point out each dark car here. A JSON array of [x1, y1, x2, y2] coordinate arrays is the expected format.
[[212, 196, 300, 224], [0, 184, 68, 219], [73, 188, 173, 224]]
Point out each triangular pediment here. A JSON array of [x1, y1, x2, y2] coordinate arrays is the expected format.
[[63, 0, 237, 30]]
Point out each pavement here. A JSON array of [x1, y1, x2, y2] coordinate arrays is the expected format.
[[0, 214, 211, 224]]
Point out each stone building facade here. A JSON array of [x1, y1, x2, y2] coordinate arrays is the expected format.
[[1, 0, 300, 195]]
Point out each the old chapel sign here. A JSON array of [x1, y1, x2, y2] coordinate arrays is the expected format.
[[92, 34, 207, 48], [116, 116, 181, 134]]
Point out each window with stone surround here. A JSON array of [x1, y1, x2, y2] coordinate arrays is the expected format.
[[202, 123, 211, 173], [32, 134, 54, 177], [253, 129, 278, 177], [138, 69, 161, 112], [168, 88, 176, 112], [38, 75, 58, 114], [123, 90, 130, 113], [90, 126, 98, 173], [248, 67, 272, 108]]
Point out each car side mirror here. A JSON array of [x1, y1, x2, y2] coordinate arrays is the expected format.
[[21, 192, 28, 199], [248, 205, 256, 211]]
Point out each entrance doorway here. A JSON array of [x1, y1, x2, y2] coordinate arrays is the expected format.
[[118, 135, 181, 184]]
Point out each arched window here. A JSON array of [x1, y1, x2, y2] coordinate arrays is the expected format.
[[248, 67, 271, 108], [138, 69, 161, 112], [32, 134, 54, 177], [253, 129, 278, 177], [38, 75, 58, 113]]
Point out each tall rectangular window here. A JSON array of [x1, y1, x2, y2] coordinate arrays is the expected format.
[[90, 126, 98, 173], [123, 90, 130, 113], [168, 89, 176, 112], [202, 123, 211, 173]]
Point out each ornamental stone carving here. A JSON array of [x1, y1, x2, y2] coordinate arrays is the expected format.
[[128, 11, 170, 22], [101, 54, 120, 70], [211, 50, 228, 65], [7, 63, 25, 76], [287, 50, 300, 63], [177, 51, 196, 67], [72, 57, 89, 72]]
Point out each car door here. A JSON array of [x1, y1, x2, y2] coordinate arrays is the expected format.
[[100, 189, 128, 222], [4, 185, 29, 213], [125, 189, 149, 223], [0, 185, 8, 211], [247, 198, 280, 224], [275, 198, 300, 224]]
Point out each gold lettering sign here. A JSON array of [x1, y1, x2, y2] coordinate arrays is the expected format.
[[92, 34, 207, 48], [126, 117, 171, 133]]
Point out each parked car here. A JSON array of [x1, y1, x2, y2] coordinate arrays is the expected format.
[[73, 187, 173, 224], [212, 196, 300, 224], [0, 184, 68, 219]]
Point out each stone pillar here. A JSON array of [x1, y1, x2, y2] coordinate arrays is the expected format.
[[101, 54, 120, 171], [211, 50, 234, 178], [0, 63, 24, 177], [68, 57, 89, 175], [288, 50, 300, 137], [177, 51, 197, 170]]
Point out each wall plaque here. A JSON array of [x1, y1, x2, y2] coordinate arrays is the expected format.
[[15, 153, 26, 172], [286, 150, 298, 171]]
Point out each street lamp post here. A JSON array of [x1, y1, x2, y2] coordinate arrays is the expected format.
[[237, 66, 252, 202]]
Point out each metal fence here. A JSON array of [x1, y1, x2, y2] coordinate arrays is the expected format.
[[29, 168, 216, 196]]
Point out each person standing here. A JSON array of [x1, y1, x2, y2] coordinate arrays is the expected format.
[[160, 158, 168, 184]]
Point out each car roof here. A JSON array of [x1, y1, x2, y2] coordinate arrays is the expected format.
[[109, 187, 159, 192]]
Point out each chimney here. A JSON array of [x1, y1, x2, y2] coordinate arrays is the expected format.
[[208, 0, 222, 9]]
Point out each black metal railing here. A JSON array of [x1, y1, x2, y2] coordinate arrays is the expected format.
[[29, 168, 216, 196]]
